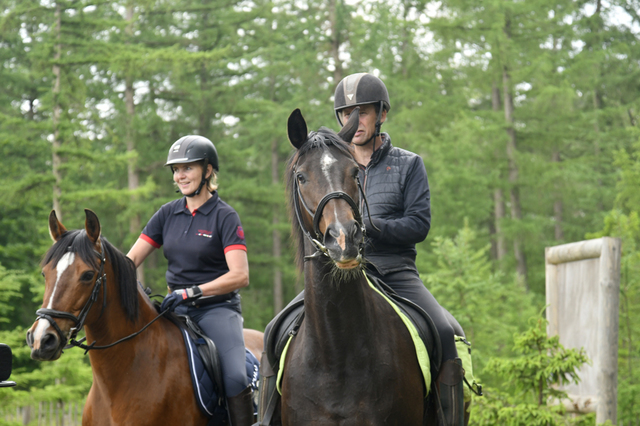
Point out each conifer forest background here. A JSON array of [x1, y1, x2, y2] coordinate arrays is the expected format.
[[1, 0, 640, 424]]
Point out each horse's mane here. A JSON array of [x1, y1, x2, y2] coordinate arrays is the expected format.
[[286, 126, 355, 270], [41, 230, 139, 322]]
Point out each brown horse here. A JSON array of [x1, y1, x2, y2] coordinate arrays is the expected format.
[[26, 209, 263, 426], [278, 109, 431, 425]]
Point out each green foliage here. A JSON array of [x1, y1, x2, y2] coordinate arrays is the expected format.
[[587, 129, 640, 424], [470, 316, 592, 426], [0, 264, 23, 322], [422, 221, 538, 383], [0, 0, 639, 421], [0, 328, 92, 414]]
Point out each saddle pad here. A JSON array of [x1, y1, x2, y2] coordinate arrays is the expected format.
[[276, 276, 431, 396], [180, 329, 224, 418], [180, 330, 260, 418]]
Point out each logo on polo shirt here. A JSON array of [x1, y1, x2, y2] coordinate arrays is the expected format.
[[237, 226, 244, 239], [197, 229, 212, 238]]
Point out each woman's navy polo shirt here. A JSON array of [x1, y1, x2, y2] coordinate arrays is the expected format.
[[140, 192, 247, 289]]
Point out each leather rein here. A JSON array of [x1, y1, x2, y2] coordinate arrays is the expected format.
[[35, 246, 169, 354]]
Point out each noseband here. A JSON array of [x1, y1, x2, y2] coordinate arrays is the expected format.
[[35, 246, 107, 351], [292, 161, 376, 262]]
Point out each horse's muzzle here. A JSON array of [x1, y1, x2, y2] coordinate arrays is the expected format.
[[324, 220, 363, 269], [26, 321, 64, 361]]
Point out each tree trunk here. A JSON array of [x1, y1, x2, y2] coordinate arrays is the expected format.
[[400, 0, 410, 78], [125, 2, 144, 284], [491, 82, 507, 260], [502, 62, 528, 288], [552, 150, 563, 241], [22, 405, 32, 425], [52, 1, 63, 220], [328, 0, 343, 83], [271, 138, 283, 313]]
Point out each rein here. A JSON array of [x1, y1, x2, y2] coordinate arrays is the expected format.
[[35, 247, 170, 354]]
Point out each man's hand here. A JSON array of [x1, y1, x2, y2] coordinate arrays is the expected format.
[[364, 216, 382, 238], [160, 286, 203, 312]]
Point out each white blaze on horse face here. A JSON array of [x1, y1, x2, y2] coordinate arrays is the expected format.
[[49, 252, 75, 309], [32, 252, 76, 345], [320, 150, 349, 237], [320, 151, 337, 192]]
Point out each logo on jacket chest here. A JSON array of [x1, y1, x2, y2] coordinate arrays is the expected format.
[[197, 229, 213, 238]]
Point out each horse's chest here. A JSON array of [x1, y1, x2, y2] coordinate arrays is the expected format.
[[283, 346, 410, 413]]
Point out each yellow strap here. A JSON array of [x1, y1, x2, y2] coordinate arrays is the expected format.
[[276, 275, 432, 396], [366, 275, 431, 395]]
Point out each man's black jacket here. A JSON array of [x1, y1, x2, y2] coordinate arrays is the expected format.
[[359, 134, 431, 276]]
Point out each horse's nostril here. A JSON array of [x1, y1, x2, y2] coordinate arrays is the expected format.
[[40, 333, 59, 352], [26, 331, 33, 347]]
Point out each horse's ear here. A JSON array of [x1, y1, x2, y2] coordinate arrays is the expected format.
[[48, 210, 67, 242], [84, 209, 101, 245], [337, 107, 359, 143], [287, 108, 308, 150]]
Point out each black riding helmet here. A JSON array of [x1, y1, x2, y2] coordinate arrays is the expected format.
[[166, 135, 219, 197], [334, 73, 390, 125], [333, 73, 390, 148]]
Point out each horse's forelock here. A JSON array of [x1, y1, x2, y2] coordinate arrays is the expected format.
[[42, 230, 96, 269]]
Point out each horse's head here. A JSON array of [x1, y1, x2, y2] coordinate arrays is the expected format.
[[27, 209, 115, 361], [286, 108, 364, 271]]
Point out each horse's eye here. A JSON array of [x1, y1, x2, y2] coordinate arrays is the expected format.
[[297, 174, 306, 184], [80, 271, 95, 282], [41, 271, 45, 277]]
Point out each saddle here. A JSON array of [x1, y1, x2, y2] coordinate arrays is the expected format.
[[257, 274, 442, 425], [264, 274, 442, 382], [165, 313, 228, 422], [165, 313, 260, 424]]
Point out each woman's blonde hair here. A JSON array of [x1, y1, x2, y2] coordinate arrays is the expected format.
[[206, 171, 218, 192]]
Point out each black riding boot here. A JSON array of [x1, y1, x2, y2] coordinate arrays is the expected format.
[[435, 358, 465, 426], [228, 385, 254, 426]]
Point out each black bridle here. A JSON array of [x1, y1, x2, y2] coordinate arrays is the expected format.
[[292, 164, 378, 262], [35, 246, 170, 354], [36, 246, 107, 352]]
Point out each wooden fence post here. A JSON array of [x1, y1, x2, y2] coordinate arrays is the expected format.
[[545, 237, 621, 425]]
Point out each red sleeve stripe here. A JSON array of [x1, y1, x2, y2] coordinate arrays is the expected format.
[[224, 244, 247, 254], [140, 233, 161, 249]]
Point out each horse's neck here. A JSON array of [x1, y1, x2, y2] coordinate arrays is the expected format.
[[84, 278, 161, 368], [303, 259, 376, 342]]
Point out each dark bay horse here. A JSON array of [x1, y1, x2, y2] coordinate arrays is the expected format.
[[279, 109, 432, 425], [26, 209, 263, 426]]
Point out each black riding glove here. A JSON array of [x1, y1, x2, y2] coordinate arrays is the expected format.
[[161, 286, 203, 312]]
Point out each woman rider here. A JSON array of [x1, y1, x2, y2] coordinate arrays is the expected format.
[[127, 135, 254, 426]]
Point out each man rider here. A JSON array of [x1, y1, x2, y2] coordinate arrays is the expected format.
[[334, 72, 464, 426], [257, 74, 465, 426]]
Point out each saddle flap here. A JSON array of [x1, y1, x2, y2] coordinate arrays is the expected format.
[[264, 298, 305, 371]]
